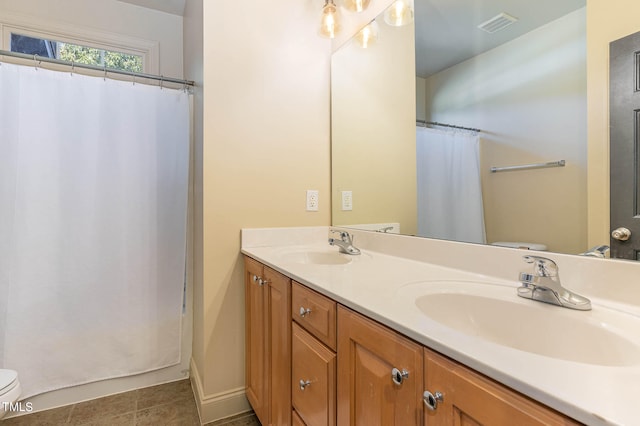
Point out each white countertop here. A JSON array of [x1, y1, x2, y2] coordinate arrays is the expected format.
[[241, 226, 640, 426]]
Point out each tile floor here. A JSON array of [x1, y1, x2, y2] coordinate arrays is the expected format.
[[1, 379, 260, 426]]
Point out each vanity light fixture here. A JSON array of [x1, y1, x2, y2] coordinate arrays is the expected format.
[[383, 0, 414, 27], [343, 0, 370, 13], [355, 20, 379, 48], [319, 0, 341, 39]]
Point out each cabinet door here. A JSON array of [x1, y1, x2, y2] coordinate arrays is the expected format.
[[266, 266, 292, 426], [292, 323, 336, 426], [337, 306, 423, 425], [244, 256, 269, 425], [423, 348, 581, 426], [292, 410, 306, 426]]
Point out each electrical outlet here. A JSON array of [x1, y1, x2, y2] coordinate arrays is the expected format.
[[341, 190, 353, 211], [306, 190, 319, 211]]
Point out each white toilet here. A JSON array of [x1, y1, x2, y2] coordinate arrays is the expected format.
[[0, 369, 21, 419]]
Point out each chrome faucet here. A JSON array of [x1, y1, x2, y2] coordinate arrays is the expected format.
[[377, 226, 394, 233], [328, 230, 361, 255], [517, 255, 591, 310], [579, 245, 610, 258]]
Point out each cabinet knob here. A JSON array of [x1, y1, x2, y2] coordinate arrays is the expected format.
[[299, 379, 311, 390], [299, 306, 312, 317], [423, 390, 444, 411], [252, 275, 267, 286], [391, 368, 409, 385]]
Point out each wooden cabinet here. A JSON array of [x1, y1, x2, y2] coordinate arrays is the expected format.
[[423, 348, 580, 426], [337, 306, 424, 426], [244, 256, 291, 426], [245, 256, 581, 426]]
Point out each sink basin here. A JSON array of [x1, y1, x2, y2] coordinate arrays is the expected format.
[[402, 281, 640, 366], [278, 249, 353, 265]]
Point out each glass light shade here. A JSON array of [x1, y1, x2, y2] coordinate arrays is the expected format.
[[355, 21, 379, 48], [343, 0, 371, 13], [319, 0, 341, 39], [383, 0, 414, 27]]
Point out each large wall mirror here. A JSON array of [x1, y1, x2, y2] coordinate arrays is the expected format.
[[331, 0, 594, 256]]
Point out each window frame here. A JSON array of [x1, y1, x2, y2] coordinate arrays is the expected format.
[[0, 14, 159, 74]]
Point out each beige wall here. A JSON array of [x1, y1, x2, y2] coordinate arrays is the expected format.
[[332, 18, 417, 234], [423, 8, 587, 254], [198, 0, 332, 419], [586, 0, 640, 247]]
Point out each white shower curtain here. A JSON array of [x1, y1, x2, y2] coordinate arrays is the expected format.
[[0, 63, 190, 397], [416, 126, 486, 244]]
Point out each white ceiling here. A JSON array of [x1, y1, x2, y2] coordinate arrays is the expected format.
[[414, 0, 586, 78], [116, 0, 186, 16]]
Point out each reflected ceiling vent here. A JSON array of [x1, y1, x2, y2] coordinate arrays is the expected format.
[[477, 12, 518, 34]]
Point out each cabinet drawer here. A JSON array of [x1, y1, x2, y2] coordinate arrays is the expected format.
[[292, 323, 336, 426], [292, 281, 337, 350]]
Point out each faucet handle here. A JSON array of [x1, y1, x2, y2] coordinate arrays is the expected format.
[[329, 229, 352, 242], [523, 255, 558, 277]]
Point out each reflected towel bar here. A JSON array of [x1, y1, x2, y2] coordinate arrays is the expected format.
[[490, 160, 565, 173]]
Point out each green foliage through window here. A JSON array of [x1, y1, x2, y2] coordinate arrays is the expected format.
[[57, 43, 143, 73]]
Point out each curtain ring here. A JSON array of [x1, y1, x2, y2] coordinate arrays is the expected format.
[[103, 65, 107, 82], [132, 74, 136, 86], [160, 75, 164, 90], [70, 61, 75, 76], [33, 54, 38, 70]]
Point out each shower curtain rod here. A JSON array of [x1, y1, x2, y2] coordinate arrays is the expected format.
[[0, 49, 195, 87], [416, 120, 481, 133]]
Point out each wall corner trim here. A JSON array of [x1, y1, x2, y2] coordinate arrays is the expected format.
[[189, 358, 251, 424]]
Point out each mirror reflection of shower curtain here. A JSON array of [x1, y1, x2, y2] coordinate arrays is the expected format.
[[0, 62, 190, 398], [416, 127, 486, 244]]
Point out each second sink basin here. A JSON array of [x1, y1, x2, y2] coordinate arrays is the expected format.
[[401, 280, 640, 367]]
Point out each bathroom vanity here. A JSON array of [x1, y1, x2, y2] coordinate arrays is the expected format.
[[242, 226, 640, 425]]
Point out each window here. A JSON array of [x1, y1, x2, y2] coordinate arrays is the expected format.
[[10, 33, 143, 73]]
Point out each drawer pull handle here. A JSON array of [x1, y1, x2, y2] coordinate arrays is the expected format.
[[423, 390, 444, 411], [299, 379, 311, 390], [391, 368, 409, 385], [252, 275, 266, 286], [299, 306, 312, 317]]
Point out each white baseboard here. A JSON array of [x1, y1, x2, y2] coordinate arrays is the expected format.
[[190, 358, 251, 425]]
